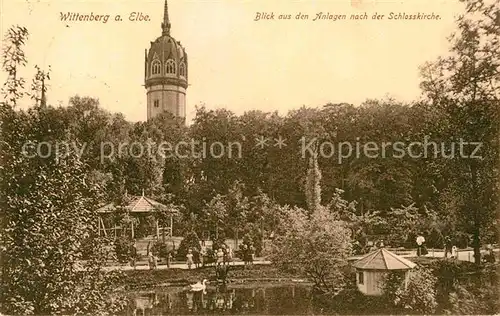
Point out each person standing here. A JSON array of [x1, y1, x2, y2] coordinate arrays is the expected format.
[[226, 246, 233, 266], [148, 253, 154, 270], [186, 248, 194, 269], [248, 244, 255, 265], [241, 244, 248, 266], [152, 253, 158, 270], [130, 239, 138, 270], [200, 247, 206, 267], [216, 248, 224, 266], [416, 235, 426, 256], [149, 236, 158, 258], [166, 251, 172, 268], [444, 236, 452, 258], [193, 248, 200, 268]]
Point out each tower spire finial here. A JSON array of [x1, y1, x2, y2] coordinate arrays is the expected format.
[[161, 0, 171, 35]]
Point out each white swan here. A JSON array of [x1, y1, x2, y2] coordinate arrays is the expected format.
[[189, 279, 208, 291]]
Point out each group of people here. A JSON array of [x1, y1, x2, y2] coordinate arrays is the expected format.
[[239, 243, 255, 266], [128, 238, 260, 270], [128, 238, 172, 270], [417, 234, 461, 258], [186, 244, 235, 269]]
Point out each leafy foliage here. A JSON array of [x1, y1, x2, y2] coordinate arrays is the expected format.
[[419, 0, 499, 264], [114, 237, 136, 264], [151, 241, 173, 259], [446, 281, 499, 315], [1, 25, 28, 106], [386, 266, 439, 314], [176, 230, 201, 260], [0, 26, 125, 315], [270, 205, 352, 294]]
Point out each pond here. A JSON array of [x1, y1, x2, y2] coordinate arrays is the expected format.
[[122, 283, 320, 315]]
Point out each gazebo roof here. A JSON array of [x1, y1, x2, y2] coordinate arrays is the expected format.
[[97, 194, 178, 214], [353, 248, 416, 270]]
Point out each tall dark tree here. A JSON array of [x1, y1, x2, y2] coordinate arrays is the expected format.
[[419, 0, 499, 264], [1, 26, 124, 315]]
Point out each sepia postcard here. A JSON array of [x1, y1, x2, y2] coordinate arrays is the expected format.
[[1, 0, 498, 315]]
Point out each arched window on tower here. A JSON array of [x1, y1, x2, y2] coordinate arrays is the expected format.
[[151, 60, 161, 75], [165, 59, 176, 75], [179, 62, 186, 77]]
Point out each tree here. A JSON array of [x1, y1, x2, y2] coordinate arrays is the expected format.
[[247, 189, 275, 241], [177, 230, 201, 260], [419, 0, 499, 265], [224, 181, 249, 249], [270, 205, 352, 294], [1, 25, 28, 107], [202, 194, 228, 240], [0, 25, 124, 315], [154, 196, 182, 242], [1, 110, 125, 314], [29, 65, 50, 106], [305, 154, 322, 212]]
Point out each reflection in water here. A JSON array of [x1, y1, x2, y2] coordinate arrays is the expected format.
[[124, 284, 313, 315]]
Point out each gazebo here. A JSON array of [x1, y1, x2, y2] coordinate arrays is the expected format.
[[352, 248, 416, 296], [96, 192, 178, 240]]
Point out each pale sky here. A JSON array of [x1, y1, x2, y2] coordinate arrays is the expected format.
[[1, 0, 464, 122]]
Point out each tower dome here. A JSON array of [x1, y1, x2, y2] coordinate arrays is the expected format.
[[144, 0, 188, 120]]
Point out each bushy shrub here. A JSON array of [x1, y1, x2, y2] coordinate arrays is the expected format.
[[151, 241, 172, 259], [176, 230, 201, 260], [385, 266, 438, 314], [315, 272, 400, 314], [114, 237, 134, 263], [242, 224, 263, 255], [0, 27, 128, 314], [447, 283, 499, 315], [270, 205, 352, 294]]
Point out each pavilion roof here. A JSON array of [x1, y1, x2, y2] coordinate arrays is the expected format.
[[97, 194, 179, 214], [353, 248, 416, 270]]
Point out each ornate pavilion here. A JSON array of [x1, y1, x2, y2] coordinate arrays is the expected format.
[[96, 192, 179, 240]]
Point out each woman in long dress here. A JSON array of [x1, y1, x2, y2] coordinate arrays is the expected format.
[[416, 235, 425, 256]]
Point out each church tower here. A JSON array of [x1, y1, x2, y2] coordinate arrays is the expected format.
[[145, 0, 188, 120]]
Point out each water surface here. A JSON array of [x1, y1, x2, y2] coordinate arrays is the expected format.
[[123, 283, 318, 315]]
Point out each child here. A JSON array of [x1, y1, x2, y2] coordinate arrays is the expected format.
[[186, 248, 194, 269], [152, 254, 158, 270], [249, 244, 255, 265]]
